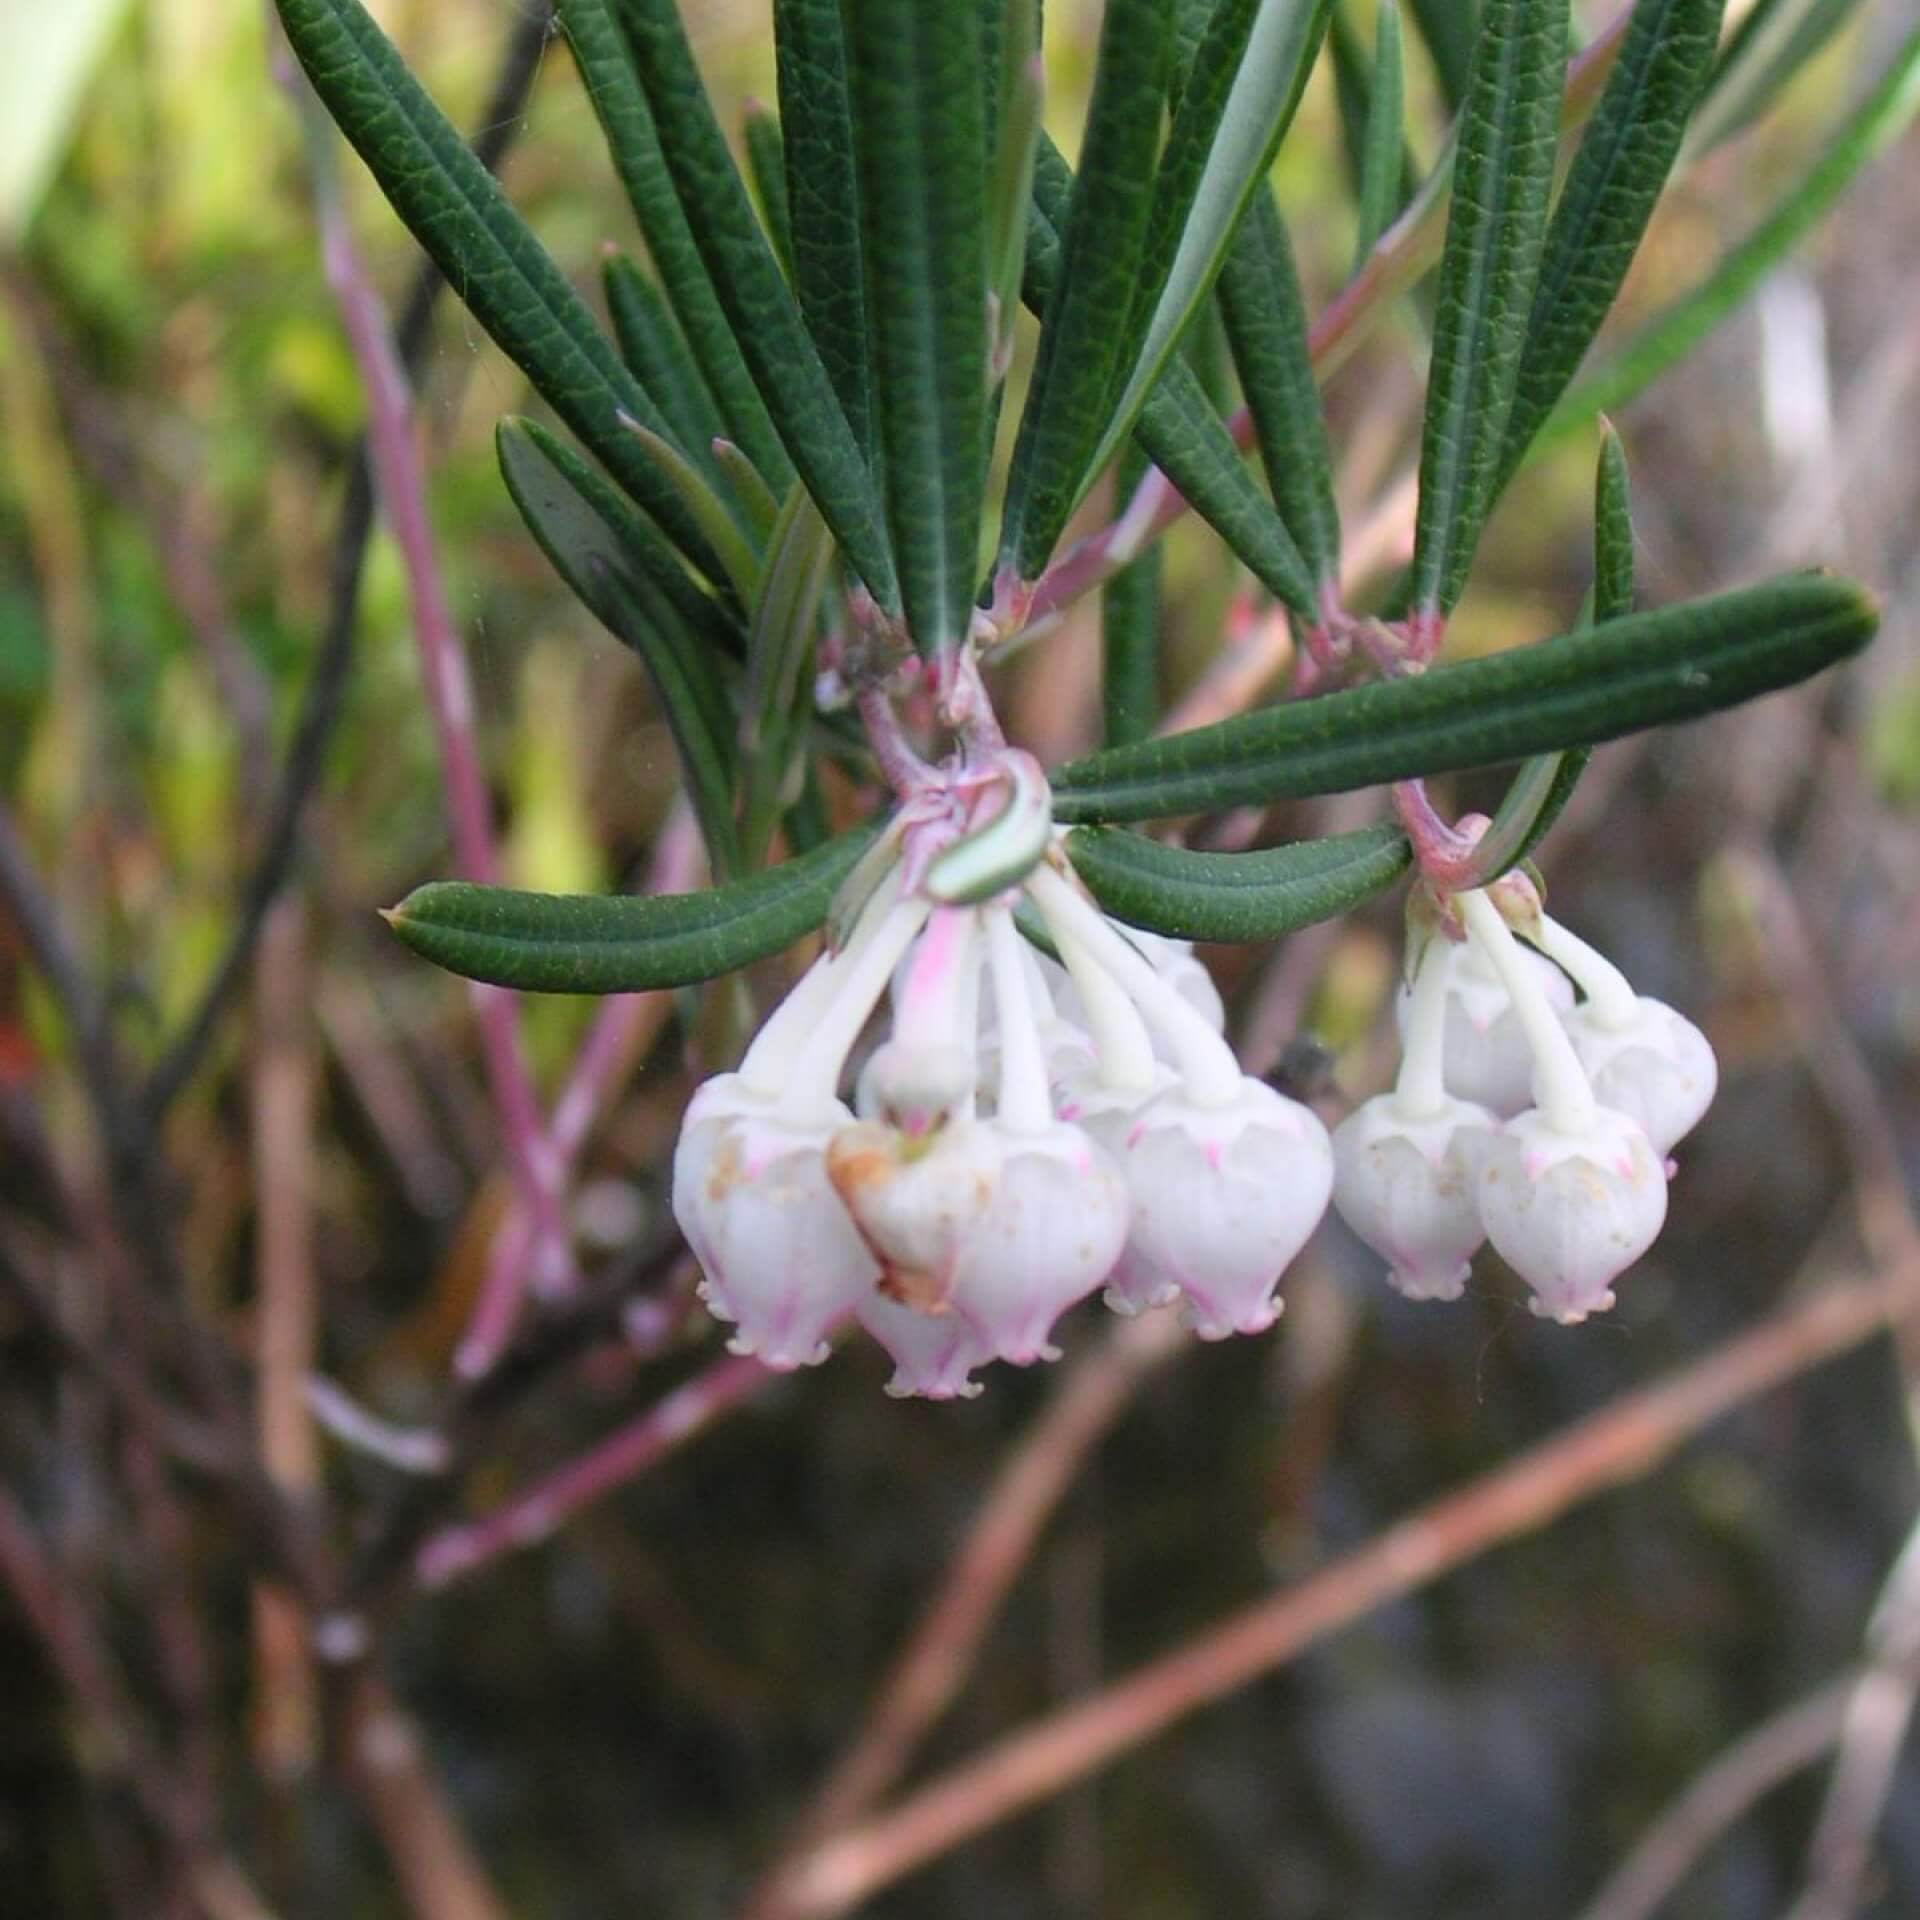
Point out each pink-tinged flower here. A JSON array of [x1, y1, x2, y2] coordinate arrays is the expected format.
[[672, 1091, 875, 1368], [1054, 1065, 1182, 1314], [1475, 1106, 1668, 1325], [1561, 997, 1717, 1157], [857, 1292, 991, 1400], [1331, 1094, 1496, 1302], [1118, 1079, 1334, 1340], [1396, 936, 1574, 1117], [947, 1121, 1130, 1364], [825, 1116, 1002, 1311], [1055, 927, 1226, 1064]]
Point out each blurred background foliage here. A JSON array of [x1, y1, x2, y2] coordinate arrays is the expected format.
[[3, 1, 1920, 1915]]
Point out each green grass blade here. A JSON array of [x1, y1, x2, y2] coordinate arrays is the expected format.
[[275, 0, 723, 574], [1215, 185, 1342, 592], [1053, 573, 1877, 821], [845, 0, 988, 658], [998, 0, 1174, 585], [388, 828, 877, 994], [1353, 0, 1407, 266], [1409, 0, 1569, 619], [1543, 29, 1920, 441], [604, 0, 900, 613], [773, 0, 873, 461], [1492, 0, 1727, 495], [1080, 0, 1335, 498], [742, 100, 794, 273], [1066, 823, 1413, 940], [556, 0, 794, 496]]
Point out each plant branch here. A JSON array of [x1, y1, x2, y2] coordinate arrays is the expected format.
[[767, 1249, 1920, 1915]]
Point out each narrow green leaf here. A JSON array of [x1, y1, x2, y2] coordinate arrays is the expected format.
[[1354, 0, 1407, 266], [556, 0, 794, 496], [1593, 419, 1635, 625], [497, 416, 740, 653], [1103, 443, 1162, 748], [999, 0, 1173, 584], [497, 420, 743, 871], [713, 440, 783, 545], [1023, 140, 1320, 623], [742, 489, 836, 861], [389, 828, 877, 994], [1409, 0, 1568, 617], [618, 418, 763, 607], [1329, 1, 1418, 224], [603, 0, 900, 612], [742, 100, 794, 274], [1065, 823, 1413, 940], [603, 255, 728, 484], [1543, 29, 1920, 441], [774, 0, 873, 461], [1081, 0, 1335, 498], [845, 0, 988, 657], [1052, 573, 1877, 821], [1491, 0, 1727, 495], [1215, 185, 1342, 591], [1694, 0, 1864, 152], [1408, 0, 1479, 110], [987, 0, 1044, 381], [275, 0, 723, 574]]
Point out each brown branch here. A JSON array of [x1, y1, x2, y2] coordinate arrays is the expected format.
[[763, 1253, 1920, 1916]]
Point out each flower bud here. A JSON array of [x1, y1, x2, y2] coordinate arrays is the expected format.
[[1116, 1079, 1333, 1339], [1475, 1106, 1667, 1325], [947, 1123, 1130, 1364], [1396, 937, 1573, 1117], [1331, 1094, 1496, 1302], [671, 1084, 874, 1368], [1561, 997, 1717, 1156]]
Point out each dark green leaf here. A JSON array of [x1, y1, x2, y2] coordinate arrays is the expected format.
[[618, 418, 763, 606], [497, 416, 740, 652], [1408, 0, 1478, 110], [1544, 30, 1920, 441], [742, 100, 794, 273], [987, 0, 1044, 380], [1329, 2, 1418, 226], [1354, 0, 1407, 267], [388, 827, 877, 994], [845, 0, 988, 657], [1593, 418, 1635, 624], [1066, 822, 1413, 940], [1216, 185, 1342, 592], [1102, 443, 1162, 748], [1410, 0, 1568, 617], [1053, 573, 1877, 821], [774, 0, 873, 460], [999, 0, 1173, 584], [556, 0, 794, 495], [1081, 0, 1335, 494], [497, 420, 743, 871], [603, 255, 727, 480], [275, 0, 722, 574], [713, 440, 783, 545], [603, 0, 900, 611], [1491, 0, 1726, 495]]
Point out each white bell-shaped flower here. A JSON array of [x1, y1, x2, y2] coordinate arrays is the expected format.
[[948, 1122, 1130, 1363], [1335, 932, 1496, 1301], [1054, 1063, 1182, 1314], [1332, 1095, 1495, 1302], [857, 1292, 991, 1400], [1395, 934, 1573, 1117], [1121, 1079, 1333, 1338], [1476, 1105, 1668, 1324], [1055, 926, 1226, 1066]]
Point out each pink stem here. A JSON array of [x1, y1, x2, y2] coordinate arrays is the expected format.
[[857, 684, 940, 798], [455, 803, 704, 1379], [1393, 779, 1481, 888], [413, 1351, 776, 1589], [295, 77, 574, 1354]]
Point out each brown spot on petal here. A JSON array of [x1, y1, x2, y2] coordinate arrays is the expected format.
[[705, 1131, 746, 1206], [876, 1261, 951, 1312]]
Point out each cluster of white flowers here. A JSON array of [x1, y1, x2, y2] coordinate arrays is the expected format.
[[1332, 884, 1717, 1324], [671, 824, 1719, 1394], [670, 854, 1332, 1397]]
